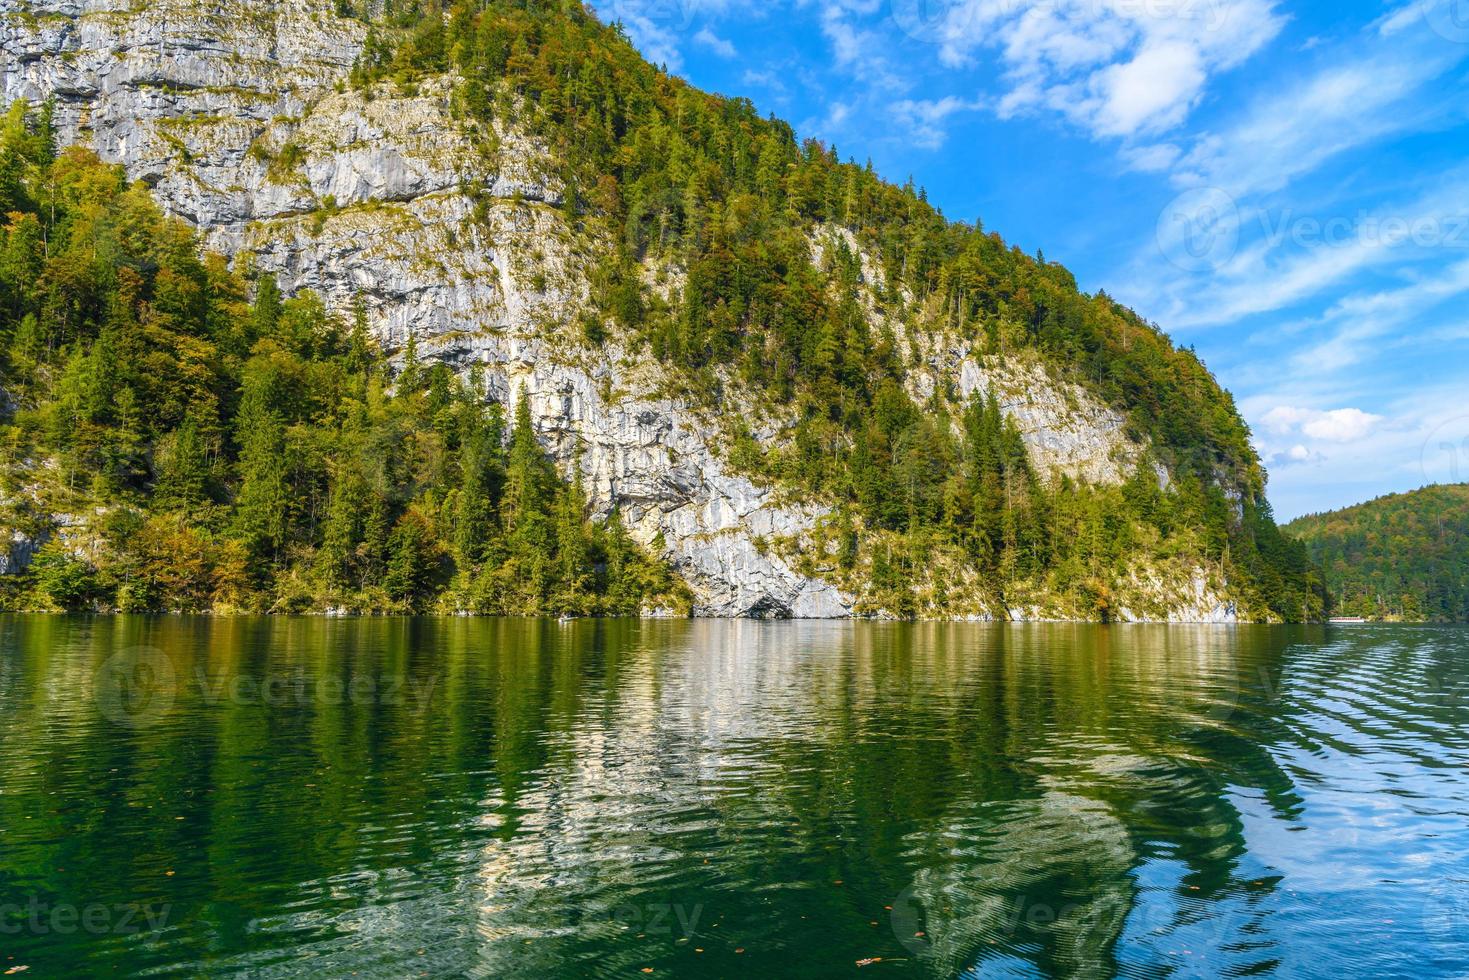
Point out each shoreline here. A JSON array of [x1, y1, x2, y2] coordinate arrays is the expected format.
[[0, 609, 1363, 625]]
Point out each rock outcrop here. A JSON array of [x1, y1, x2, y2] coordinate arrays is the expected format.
[[0, 0, 1235, 620]]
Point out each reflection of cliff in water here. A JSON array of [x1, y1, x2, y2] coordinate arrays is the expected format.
[[449, 621, 1320, 977], [9, 617, 1462, 977]]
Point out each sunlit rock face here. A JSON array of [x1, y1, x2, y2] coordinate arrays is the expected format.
[[0, 0, 1233, 620]]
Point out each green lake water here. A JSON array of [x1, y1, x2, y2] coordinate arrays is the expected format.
[[0, 616, 1466, 978]]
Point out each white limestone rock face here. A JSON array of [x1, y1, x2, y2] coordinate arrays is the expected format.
[[0, 529, 43, 575], [0, 0, 852, 616], [810, 224, 1143, 487], [0, 0, 1231, 621], [1112, 570, 1239, 625]]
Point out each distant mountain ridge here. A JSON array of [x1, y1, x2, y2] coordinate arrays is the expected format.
[[1285, 484, 1469, 622], [0, 0, 1326, 620]]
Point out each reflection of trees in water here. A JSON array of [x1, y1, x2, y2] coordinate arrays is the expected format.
[[5, 618, 1468, 977], [636, 621, 1305, 977], [894, 790, 1135, 979]]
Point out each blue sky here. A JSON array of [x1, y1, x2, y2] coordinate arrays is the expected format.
[[592, 0, 1469, 520]]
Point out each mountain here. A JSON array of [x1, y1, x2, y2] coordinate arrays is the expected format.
[[0, 0, 1326, 621], [1285, 484, 1469, 622]]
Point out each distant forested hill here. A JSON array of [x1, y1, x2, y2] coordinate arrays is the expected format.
[[1286, 485, 1469, 622]]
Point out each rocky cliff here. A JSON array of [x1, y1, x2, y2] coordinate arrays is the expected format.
[[0, 0, 1240, 620]]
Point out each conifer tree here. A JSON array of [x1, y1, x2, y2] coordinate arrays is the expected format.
[[553, 463, 592, 612], [155, 408, 211, 510], [384, 509, 439, 610], [455, 403, 504, 572], [251, 274, 282, 343], [232, 382, 289, 560]]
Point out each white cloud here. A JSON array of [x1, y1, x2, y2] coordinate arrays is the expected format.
[[1157, 50, 1460, 197], [821, 2, 875, 68], [1182, 231, 1391, 329], [609, 8, 685, 70], [1093, 40, 1206, 136], [1303, 408, 1384, 441], [1133, 164, 1469, 334], [1247, 383, 1469, 519], [1121, 142, 1182, 172], [1278, 257, 1469, 372], [1377, 0, 1424, 35], [889, 95, 981, 148], [1262, 406, 1383, 442], [809, 99, 853, 134], [932, 0, 1283, 139], [1265, 443, 1323, 468], [594, 0, 745, 71], [816, 0, 909, 95], [694, 27, 737, 58]]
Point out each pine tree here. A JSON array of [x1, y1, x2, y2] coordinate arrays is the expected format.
[[504, 393, 549, 538], [384, 509, 439, 610], [398, 329, 421, 393], [502, 393, 556, 607], [552, 462, 593, 612], [455, 403, 504, 572], [319, 469, 364, 590], [155, 408, 212, 509], [251, 274, 282, 342], [359, 491, 393, 588], [602, 509, 635, 614], [232, 382, 289, 560]]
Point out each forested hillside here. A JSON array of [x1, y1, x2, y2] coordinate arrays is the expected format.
[[0, 0, 1328, 619], [340, 0, 1322, 619], [1286, 485, 1469, 622], [0, 107, 686, 614]]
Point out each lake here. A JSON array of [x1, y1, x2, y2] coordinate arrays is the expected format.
[[0, 616, 1465, 977]]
